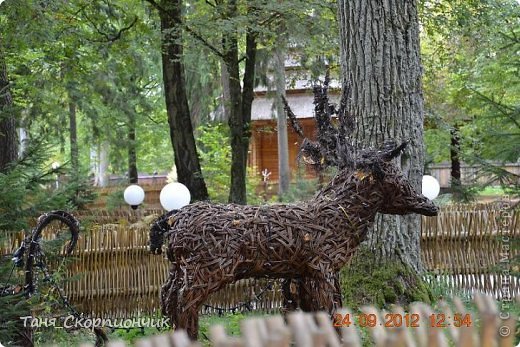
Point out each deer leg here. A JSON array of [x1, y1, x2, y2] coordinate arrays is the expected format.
[[299, 278, 323, 311], [176, 265, 235, 339], [281, 278, 300, 313], [299, 273, 341, 314], [161, 264, 181, 329], [332, 272, 342, 310], [176, 292, 202, 340]]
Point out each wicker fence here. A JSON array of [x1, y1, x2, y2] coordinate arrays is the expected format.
[[421, 202, 519, 299], [1, 202, 518, 318]]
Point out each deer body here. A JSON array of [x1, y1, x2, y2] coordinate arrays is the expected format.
[[153, 143, 438, 339]]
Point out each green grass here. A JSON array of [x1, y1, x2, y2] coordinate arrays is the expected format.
[[198, 312, 270, 345], [478, 186, 507, 196]]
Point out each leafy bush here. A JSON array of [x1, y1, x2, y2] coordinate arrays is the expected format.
[[197, 123, 262, 204], [0, 139, 92, 345]]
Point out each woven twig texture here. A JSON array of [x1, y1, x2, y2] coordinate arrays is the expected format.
[[153, 143, 439, 338]]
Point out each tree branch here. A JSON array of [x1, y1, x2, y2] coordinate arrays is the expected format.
[[282, 95, 305, 139], [184, 24, 225, 59], [0, 82, 11, 98], [82, 12, 138, 43], [469, 87, 520, 130], [257, 11, 283, 27], [145, 0, 225, 60]]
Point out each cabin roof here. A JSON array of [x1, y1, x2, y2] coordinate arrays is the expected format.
[[251, 90, 341, 120]]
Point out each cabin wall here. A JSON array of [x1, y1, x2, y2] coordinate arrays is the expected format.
[[248, 117, 317, 182]]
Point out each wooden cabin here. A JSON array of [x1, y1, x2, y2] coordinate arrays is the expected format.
[[249, 89, 340, 183], [248, 53, 342, 183]]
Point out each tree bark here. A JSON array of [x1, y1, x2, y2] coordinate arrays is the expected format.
[[159, 0, 209, 201], [217, 62, 231, 122], [450, 123, 461, 200], [338, 0, 425, 271], [69, 100, 79, 180], [225, 1, 257, 204], [98, 140, 110, 187], [128, 112, 138, 184], [273, 32, 290, 197], [18, 127, 28, 156], [0, 37, 17, 173]]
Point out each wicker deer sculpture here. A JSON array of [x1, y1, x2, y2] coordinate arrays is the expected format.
[[150, 141, 438, 339]]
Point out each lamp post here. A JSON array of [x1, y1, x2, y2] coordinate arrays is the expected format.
[[123, 184, 145, 210], [422, 175, 440, 200], [51, 162, 60, 188], [159, 182, 191, 211], [123, 182, 190, 212]]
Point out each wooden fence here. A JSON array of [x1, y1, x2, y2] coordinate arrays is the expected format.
[[421, 202, 519, 299], [82, 294, 519, 347], [1, 202, 518, 318]]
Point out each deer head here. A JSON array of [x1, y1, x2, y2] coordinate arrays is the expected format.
[[354, 141, 438, 217], [149, 210, 177, 254]]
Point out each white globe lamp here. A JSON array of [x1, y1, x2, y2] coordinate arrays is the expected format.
[[422, 175, 440, 200], [160, 182, 191, 211], [124, 184, 145, 209]]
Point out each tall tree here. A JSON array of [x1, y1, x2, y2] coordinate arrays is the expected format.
[[0, 36, 17, 173], [220, 0, 257, 204], [149, 0, 209, 201], [68, 100, 79, 180], [421, 0, 519, 199], [449, 123, 462, 198], [128, 111, 138, 184], [173, 0, 301, 204], [337, 0, 430, 302], [273, 29, 290, 196]]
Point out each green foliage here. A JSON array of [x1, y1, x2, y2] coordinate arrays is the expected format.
[[1, 0, 171, 181], [197, 123, 262, 204], [33, 326, 96, 347], [424, 128, 451, 163], [478, 186, 507, 196], [105, 188, 126, 211], [107, 316, 169, 345], [278, 168, 337, 203], [196, 123, 232, 202], [0, 139, 89, 345], [0, 291, 33, 346], [198, 312, 270, 345], [199, 313, 247, 343], [421, 0, 519, 196], [451, 180, 479, 203], [0, 141, 83, 231]]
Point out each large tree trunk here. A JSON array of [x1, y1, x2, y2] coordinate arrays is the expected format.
[[338, 0, 431, 305], [128, 112, 138, 184], [159, 0, 209, 201], [225, 3, 257, 204], [273, 32, 290, 197], [0, 39, 17, 173], [223, 7, 245, 204]]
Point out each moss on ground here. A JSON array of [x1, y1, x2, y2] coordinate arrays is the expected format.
[[340, 246, 434, 309]]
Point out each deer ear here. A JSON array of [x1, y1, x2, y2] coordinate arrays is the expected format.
[[382, 141, 407, 161]]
